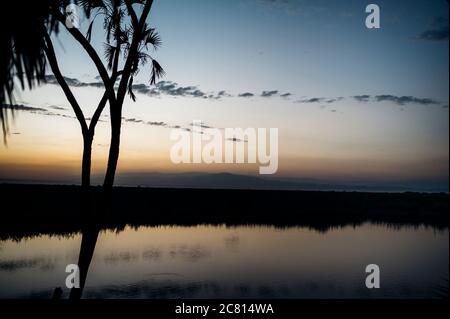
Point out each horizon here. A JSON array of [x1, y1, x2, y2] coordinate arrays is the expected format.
[[1, 171, 447, 193]]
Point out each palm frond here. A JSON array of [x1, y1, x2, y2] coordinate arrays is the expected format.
[[142, 26, 161, 50], [103, 43, 117, 70], [150, 59, 165, 85], [86, 21, 94, 42], [127, 76, 136, 101], [1, 0, 57, 143], [75, 0, 106, 18]]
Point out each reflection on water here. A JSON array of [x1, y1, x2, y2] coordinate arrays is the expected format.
[[0, 224, 448, 299]]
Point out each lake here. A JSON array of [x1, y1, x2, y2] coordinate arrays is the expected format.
[[0, 223, 448, 298]]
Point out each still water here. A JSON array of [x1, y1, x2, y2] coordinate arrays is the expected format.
[[0, 224, 448, 298]]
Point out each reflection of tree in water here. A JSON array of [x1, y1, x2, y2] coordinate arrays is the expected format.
[[68, 223, 100, 299], [0, 257, 55, 272], [104, 251, 139, 264], [224, 234, 240, 251], [168, 245, 211, 262], [142, 248, 163, 262]]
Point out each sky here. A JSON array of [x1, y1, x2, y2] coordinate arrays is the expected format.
[[0, 0, 448, 190]]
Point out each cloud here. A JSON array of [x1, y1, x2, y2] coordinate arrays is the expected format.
[[43, 75, 296, 102], [256, 0, 301, 15], [41, 74, 443, 108], [419, 27, 449, 41], [122, 117, 223, 136], [124, 118, 144, 124], [325, 97, 343, 103], [48, 105, 67, 110], [44, 75, 104, 88], [45, 75, 212, 99], [296, 97, 321, 103], [122, 116, 168, 127], [1, 103, 47, 112], [261, 90, 278, 97], [190, 121, 212, 129], [131, 83, 153, 95], [2, 103, 76, 120], [155, 81, 206, 98], [5, 103, 225, 133], [294, 94, 442, 107], [147, 121, 167, 126], [217, 90, 232, 98], [351, 94, 440, 106], [418, 17, 449, 41], [374, 95, 439, 106], [130, 81, 215, 99], [296, 97, 342, 104], [352, 95, 371, 102], [226, 137, 248, 143]]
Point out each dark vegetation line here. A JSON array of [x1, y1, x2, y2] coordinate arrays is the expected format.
[[0, 184, 448, 240]]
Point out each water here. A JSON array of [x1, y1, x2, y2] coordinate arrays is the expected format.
[[0, 224, 448, 298]]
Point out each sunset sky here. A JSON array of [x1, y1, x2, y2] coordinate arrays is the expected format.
[[0, 0, 448, 190]]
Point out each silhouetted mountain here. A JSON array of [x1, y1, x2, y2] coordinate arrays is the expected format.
[[111, 172, 448, 193]]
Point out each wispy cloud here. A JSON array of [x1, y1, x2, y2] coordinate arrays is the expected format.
[[226, 137, 248, 143], [43, 75, 302, 102], [295, 94, 443, 107], [256, 0, 302, 15], [48, 105, 67, 111], [374, 95, 440, 106], [417, 16, 449, 41], [261, 90, 278, 97], [280, 92, 292, 98], [41, 74, 444, 108], [2, 103, 75, 119], [295, 97, 342, 104], [350, 95, 441, 106], [44, 75, 104, 88], [238, 92, 255, 98], [352, 95, 371, 103], [148, 121, 167, 127], [1, 104, 47, 112], [217, 90, 232, 98]]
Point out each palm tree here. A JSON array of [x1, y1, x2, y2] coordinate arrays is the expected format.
[[1, 0, 164, 190]]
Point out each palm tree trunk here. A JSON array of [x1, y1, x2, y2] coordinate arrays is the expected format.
[[81, 133, 93, 188], [103, 110, 122, 190]]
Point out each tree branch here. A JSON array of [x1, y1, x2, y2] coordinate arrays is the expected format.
[[125, 0, 139, 28], [89, 92, 107, 134], [43, 31, 88, 134], [51, 9, 117, 107]]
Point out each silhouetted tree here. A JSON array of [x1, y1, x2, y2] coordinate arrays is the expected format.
[[1, 0, 164, 189]]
